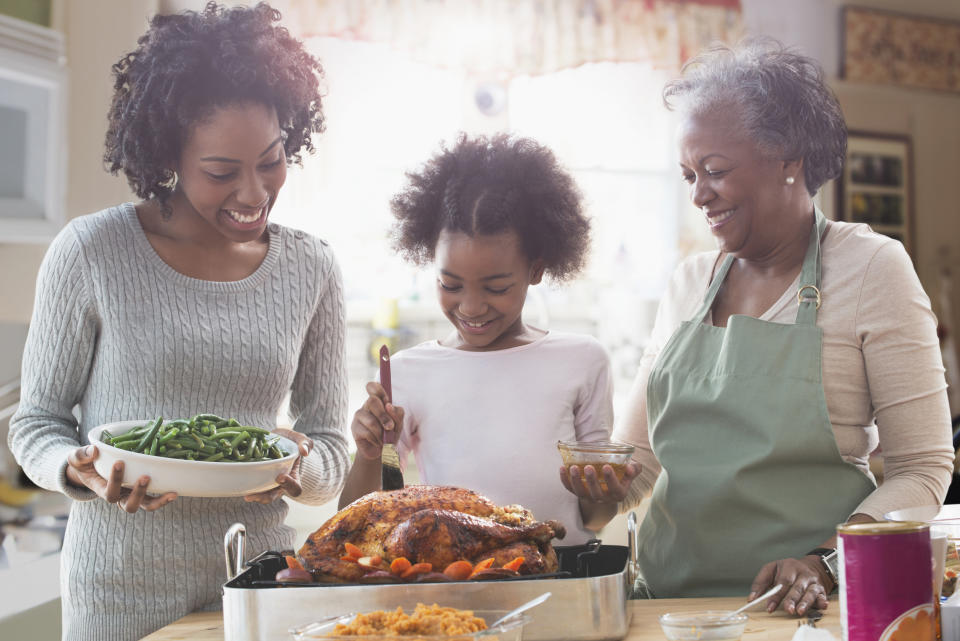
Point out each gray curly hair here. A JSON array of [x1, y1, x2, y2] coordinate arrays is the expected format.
[[663, 37, 846, 196]]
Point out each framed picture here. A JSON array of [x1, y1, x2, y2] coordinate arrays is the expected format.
[[0, 15, 66, 242], [837, 131, 913, 259], [841, 6, 960, 94]]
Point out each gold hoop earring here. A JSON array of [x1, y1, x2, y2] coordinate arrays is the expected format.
[[785, 176, 795, 185], [161, 170, 178, 191]]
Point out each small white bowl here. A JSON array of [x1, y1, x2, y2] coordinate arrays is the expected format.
[[88, 420, 297, 498]]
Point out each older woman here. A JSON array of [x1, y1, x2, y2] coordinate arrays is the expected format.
[[562, 40, 954, 616]]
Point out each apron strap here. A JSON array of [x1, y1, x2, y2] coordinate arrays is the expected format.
[[795, 208, 827, 326], [694, 208, 827, 326]]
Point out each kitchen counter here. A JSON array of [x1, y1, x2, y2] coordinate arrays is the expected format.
[[143, 597, 841, 640]]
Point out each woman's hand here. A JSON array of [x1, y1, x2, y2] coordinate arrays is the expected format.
[[350, 381, 405, 461], [66, 445, 176, 513], [559, 461, 641, 504], [749, 556, 831, 616], [244, 428, 313, 504]]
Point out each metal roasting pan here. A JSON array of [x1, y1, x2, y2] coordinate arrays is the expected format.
[[221, 512, 640, 641]]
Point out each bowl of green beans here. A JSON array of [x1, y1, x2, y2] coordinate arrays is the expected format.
[[88, 415, 297, 498]]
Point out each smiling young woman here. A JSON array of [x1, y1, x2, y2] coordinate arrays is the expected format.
[[8, 4, 350, 640]]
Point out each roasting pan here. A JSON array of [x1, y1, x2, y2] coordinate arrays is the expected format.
[[221, 512, 640, 641]]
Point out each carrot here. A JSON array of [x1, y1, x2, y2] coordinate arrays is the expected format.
[[442, 560, 473, 581], [502, 556, 525, 572], [400, 562, 433, 579], [340, 555, 359, 562], [390, 557, 412, 575], [285, 555, 305, 571], [468, 557, 495, 579], [343, 542, 364, 559]]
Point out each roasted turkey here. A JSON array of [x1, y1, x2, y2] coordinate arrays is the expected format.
[[297, 485, 566, 583]]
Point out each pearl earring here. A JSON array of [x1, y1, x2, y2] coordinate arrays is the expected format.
[[785, 176, 795, 185]]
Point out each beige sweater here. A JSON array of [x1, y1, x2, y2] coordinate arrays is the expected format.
[[613, 220, 954, 520]]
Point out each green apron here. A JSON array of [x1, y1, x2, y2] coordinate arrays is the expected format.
[[639, 209, 875, 597]]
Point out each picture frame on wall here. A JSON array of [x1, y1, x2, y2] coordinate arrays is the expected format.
[[837, 131, 914, 259]]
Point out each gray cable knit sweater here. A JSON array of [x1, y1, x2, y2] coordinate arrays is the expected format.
[[8, 203, 349, 640]]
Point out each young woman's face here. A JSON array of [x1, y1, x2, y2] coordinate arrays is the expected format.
[[677, 109, 794, 258], [434, 229, 543, 351], [174, 101, 286, 243]]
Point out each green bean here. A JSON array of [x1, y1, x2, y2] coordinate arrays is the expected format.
[[229, 431, 249, 450], [191, 413, 225, 425], [135, 417, 163, 453], [158, 428, 180, 445], [236, 425, 272, 436], [203, 452, 225, 462]]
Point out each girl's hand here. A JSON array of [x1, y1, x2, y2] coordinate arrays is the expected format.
[[66, 445, 177, 513], [559, 461, 640, 504], [350, 381, 405, 461], [245, 428, 312, 504], [748, 556, 831, 616]]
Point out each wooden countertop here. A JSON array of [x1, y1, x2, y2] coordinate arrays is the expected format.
[[143, 597, 840, 640]]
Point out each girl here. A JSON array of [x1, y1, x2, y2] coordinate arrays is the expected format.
[[339, 134, 638, 543], [8, 4, 348, 639]]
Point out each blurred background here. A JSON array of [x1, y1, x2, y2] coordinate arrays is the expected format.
[[1, 0, 959, 637]]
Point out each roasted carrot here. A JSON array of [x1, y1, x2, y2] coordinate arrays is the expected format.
[[502, 556, 525, 572], [343, 542, 364, 559], [340, 555, 358, 562], [390, 557, 412, 575], [442, 560, 473, 581], [401, 562, 433, 579], [285, 555, 305, 571], [468, 557, 495, 579]]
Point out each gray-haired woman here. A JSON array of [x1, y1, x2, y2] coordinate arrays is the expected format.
[[561, 39, 953, 615]]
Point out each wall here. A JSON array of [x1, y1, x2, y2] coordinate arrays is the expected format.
[[741, 0, 960, 392], [0, 0, 151, 324]]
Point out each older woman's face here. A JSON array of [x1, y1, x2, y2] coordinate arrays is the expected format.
[[677, 109, 790, 257]]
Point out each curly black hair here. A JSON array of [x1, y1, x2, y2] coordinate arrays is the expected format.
[[663, 37, 846, 196], [103, 1, 325, 207], [391, 134, 591, 282]]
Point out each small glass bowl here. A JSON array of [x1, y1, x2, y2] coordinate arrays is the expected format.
[[557, 440, 635, 492], [658, 611, 748, 641]]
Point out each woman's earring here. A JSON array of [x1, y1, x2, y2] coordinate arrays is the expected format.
[[161, 170, 179, 191], [785, 176, 795, 185]]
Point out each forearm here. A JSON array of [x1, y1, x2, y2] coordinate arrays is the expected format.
[[579, 498, 618, 532], [338, 455, 382, 509]]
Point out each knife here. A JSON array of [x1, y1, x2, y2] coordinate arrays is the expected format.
[[379, 344, 404, 490]]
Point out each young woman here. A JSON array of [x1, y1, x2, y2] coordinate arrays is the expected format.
[[8, 4, 349, 638]]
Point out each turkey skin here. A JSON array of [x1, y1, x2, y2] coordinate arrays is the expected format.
[[297, 486, 567, 583]]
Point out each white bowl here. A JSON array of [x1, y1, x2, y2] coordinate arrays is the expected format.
[[884, 504, 960, 539], [88, 420, 297, 498]]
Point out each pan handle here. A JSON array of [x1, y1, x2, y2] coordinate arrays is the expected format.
[[626, 511, 639, 587], [224, 522, 246, 581]]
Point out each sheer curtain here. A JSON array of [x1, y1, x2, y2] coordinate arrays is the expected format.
[[266, 0, 740, 408]]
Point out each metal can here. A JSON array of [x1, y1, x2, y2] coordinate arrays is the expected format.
[[838, 521, 935, 641]]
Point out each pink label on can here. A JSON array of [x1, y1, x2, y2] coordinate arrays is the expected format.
[[839, 528, 934, 641]]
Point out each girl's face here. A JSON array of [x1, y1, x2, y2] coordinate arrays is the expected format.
[[173, 101, 287, 243], [434, 229, 544, 351], [677, 108, 797, 258]]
